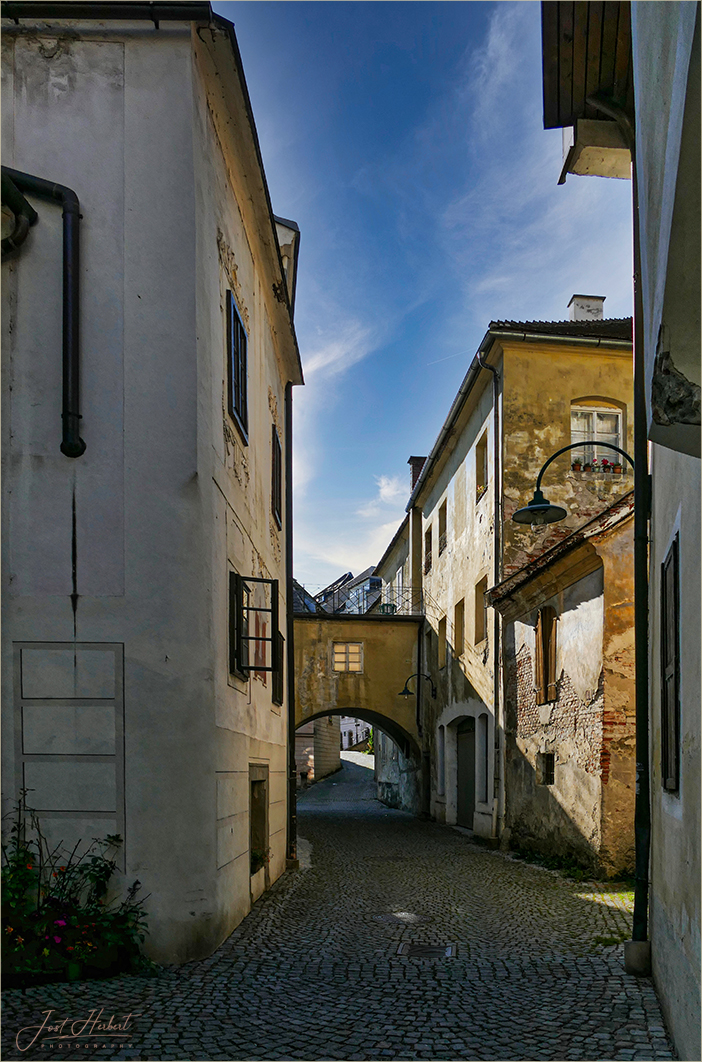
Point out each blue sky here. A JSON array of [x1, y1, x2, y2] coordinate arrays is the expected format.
[[214, 1, 634, 589]]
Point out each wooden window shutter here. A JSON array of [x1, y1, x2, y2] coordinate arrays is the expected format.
[[661, 536, 680, 791], [546, 607, 558, 701], [535, 609, 546, 703], [535, 606, 557, 704]]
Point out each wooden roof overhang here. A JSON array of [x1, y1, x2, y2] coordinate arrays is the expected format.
[[541, 1, 634, 129]]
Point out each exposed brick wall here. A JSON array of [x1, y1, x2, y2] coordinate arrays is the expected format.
[[514, 644, 604, 776]]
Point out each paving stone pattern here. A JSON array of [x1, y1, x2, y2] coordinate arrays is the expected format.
[[2, 755, 676, 1061]]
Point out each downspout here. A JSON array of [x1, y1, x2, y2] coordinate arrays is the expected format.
[[2, 166, 86, 458], [477, 349, 503, 839], [284, 381, 298, 868], [587, 93, 651, 957]]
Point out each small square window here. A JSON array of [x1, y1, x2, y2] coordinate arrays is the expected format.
[[333, 642, 363, 672], [538, 752, 555, 786]]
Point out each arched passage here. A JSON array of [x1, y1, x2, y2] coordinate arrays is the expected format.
[[296, 707, 421, 762]]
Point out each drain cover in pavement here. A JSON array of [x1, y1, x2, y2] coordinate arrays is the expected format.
[[397, 943, 456, 958]]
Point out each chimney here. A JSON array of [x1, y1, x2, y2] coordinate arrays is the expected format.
[[408, 456, 427, 491], [568, 294, 605, 321]]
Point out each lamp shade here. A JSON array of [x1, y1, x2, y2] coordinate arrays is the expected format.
[[512, 488, 567, 526]]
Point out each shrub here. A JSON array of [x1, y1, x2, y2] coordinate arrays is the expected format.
[[2, 790, 153, 988]]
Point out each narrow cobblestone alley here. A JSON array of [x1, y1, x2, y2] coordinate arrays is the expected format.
[[2, 754, 677, 1062]]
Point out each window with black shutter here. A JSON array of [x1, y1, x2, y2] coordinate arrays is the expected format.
[[661, 535, 680, 792], [272, 425, 282, 529], [535, 606, 558, 704], [227, 290, 248, 442]]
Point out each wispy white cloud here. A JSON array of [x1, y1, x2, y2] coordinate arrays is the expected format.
[[356, 473, 407, 518]]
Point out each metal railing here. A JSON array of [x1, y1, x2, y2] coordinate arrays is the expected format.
[[295, 583, 427, 616]]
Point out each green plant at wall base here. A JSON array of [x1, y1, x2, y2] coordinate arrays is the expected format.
[[1, 790, 154, 988], [366, 728, 374, 754], [250, 847, 270, 874]]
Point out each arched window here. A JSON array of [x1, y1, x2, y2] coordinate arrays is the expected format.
[[570, 400, 622, 464]]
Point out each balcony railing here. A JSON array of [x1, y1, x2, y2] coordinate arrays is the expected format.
[[295, 583, 426, 616]]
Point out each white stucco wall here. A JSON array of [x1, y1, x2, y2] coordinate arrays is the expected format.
[[1, 19, 296, 965], [648, 444, 701, 1062]]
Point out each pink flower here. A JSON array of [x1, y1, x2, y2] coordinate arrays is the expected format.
[[53, 935, 62, 944], [54, 919, 67, 926]]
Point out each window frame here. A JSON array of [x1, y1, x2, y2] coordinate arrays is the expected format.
[[424, 526, 433, 574], [476, 431, 488, 502], [438, 616, 447, 668], [474, 576, 488, 645], [660, 535, 680, 792], [438, 501, 448, 555], [227, 290, 249, 444], [570, 404, 622, 465], [332, 642, 364, 673], [454, 598, 465, 657], [272, 632, 284, 706], [229, 573, 280, 677], [272, 424, 282, 529]]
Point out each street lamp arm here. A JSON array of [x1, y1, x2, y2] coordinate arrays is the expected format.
[[535, 441, 635, 493], [398, 672, 437, 699]]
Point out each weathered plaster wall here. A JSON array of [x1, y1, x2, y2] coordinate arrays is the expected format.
[[293, 616, 421, 755], [648, 443, 701, 1062], [505, 569, 606, 869], [501, 339, 634, 577], [502, 520, 635, 879], [375, 730, 422, 816], [418, 375, 497, 836]]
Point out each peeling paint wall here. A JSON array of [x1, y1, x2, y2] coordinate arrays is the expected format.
[[500, 518, 635, 877], [501, 339, 634, 577], [293, 616, 421, 756]]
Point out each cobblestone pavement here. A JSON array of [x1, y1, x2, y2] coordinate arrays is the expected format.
[[2, 754, 676, 1061]]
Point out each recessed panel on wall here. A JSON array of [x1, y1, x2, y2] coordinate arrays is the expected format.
[[14, 643, 125, 865]]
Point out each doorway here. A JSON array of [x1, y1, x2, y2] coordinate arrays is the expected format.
[[456, 717, 476, 828]]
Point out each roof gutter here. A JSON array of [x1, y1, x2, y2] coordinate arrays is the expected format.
[[2, 3, 212, 23]]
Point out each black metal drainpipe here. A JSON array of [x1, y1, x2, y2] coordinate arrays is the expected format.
[[284, 381, 298, 866], [586, 94, 651, 944], [2, 166, 86, 458]]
